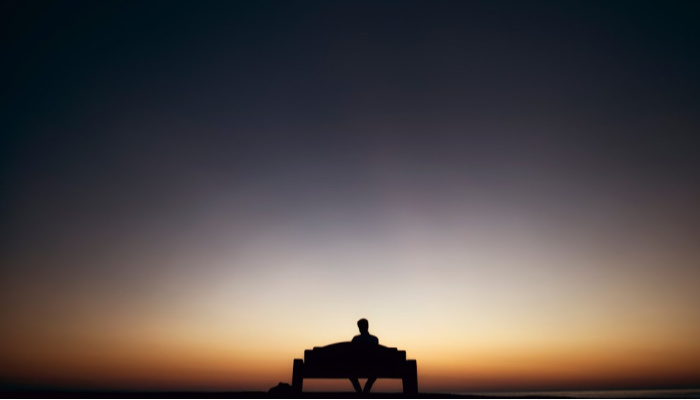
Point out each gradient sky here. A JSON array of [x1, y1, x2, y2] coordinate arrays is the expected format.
[[2, 0, 700, 393]]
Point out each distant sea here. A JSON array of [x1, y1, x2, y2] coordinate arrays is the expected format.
[[461, 389, 700, 398]]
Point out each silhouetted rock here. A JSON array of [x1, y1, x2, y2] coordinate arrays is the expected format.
[[268, 382, 294, 396]]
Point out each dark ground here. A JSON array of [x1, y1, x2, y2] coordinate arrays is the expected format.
[[0, 390, 570, 399]]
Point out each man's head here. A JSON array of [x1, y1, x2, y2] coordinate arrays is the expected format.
[[357, 318, 369, 334]]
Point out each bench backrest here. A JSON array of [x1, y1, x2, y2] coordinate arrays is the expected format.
[[303, 342, 407, 378]]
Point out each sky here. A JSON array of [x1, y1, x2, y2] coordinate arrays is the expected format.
[[2, 0, 700, 393]]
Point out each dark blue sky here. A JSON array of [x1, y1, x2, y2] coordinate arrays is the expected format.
[[3, 0, 700, 278], [4, 0, 700, 257]]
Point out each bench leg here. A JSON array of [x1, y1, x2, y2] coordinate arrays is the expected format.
[[292, 359, 304, 393], [402, 360, 418, 395]]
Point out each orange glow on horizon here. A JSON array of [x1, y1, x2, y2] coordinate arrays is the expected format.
[[3, 304, 699, 392]]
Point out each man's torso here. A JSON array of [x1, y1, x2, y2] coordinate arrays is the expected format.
[[352, 333, 379, 345]]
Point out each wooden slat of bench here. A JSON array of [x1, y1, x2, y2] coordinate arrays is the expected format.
[[304, 350, 406, 363], [304, 371, 404, 379]]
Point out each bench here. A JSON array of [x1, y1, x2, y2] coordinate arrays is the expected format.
[[292, 342, 418, 394]]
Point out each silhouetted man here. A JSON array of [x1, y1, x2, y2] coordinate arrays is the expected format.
[[349, 318, 379, 393]]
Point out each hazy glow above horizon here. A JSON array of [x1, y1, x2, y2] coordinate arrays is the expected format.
[[3, 170, 699, 391]]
